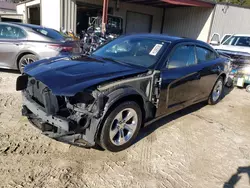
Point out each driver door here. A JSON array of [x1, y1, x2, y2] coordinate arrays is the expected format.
[[156, 44, 203, 117]]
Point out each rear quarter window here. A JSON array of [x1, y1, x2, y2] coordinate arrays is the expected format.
[[32, 28, 65, 41], [196, 46, 217, 63]]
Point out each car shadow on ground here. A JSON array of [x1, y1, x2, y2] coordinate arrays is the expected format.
[[223, 86, 234, 99], [134, 102, 206, 145], [133, 86, 234, 146], [0, 68, 20, 74], [94, 86, 235, 151], [223, 166, 250, 188]]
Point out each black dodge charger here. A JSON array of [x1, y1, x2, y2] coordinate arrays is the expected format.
[[17, 34, 230, 152]]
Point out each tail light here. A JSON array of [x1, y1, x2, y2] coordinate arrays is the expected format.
[[47, 44, 73, 52]]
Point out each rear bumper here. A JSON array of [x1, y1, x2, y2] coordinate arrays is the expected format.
[[22, 93, 95, 148]]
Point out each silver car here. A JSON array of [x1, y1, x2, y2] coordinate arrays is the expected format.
[[0, 22, 81, 72]]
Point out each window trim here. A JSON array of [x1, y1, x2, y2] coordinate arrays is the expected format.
[[165, 42, 198, 69], [195, 45, 218, 64], [0, 24, 27, 40]]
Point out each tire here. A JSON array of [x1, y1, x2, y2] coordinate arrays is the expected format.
[[208, 77, 224, 105], [246, 85, 250, 93], [18, 54, 38, 73], [99, 101, 142, 152], [226, 77, 234, 88]]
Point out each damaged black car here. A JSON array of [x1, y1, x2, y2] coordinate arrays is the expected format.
[[16, 34, 231, 152]]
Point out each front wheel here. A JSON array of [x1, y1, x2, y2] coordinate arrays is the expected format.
[[208, 77, 224, 105], [99, 101, 142, 152]]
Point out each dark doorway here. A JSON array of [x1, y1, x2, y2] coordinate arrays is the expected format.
[[28, 6, 40, 25], [76, 2, 113, 34]]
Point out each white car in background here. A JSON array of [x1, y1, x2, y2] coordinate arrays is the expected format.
[[210, 34, 250, 55], [210, 34, 250, 90]]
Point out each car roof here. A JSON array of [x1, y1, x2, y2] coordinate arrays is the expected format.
[[11, 22, 48, 30], [129, 33, 182, 42], [233, 34, 250, 37], [125, 33, 209, 46], [0, 22, 50, 30]]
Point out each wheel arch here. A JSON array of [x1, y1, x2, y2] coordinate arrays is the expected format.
[[210, 73, 226, 93], [219, 72, 227, 84], [104, 88, 146, 122], [15, 51, 39, 70], [95, 87, 147, 141]]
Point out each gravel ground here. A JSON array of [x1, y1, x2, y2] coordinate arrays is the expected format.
[[0, 70, 250, 188]]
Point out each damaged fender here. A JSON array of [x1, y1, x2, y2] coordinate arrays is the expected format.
[[64, 70, 162, 147]]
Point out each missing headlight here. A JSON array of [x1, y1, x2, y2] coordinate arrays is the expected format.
[[69, 92, 95, 105]]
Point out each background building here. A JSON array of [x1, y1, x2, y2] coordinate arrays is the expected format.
[[15, 0, 250, 42], [0, 0, 22, 22]]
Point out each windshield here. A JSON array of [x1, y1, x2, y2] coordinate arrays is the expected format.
[[92, 36, 169, 68], [223, 36, 250, 47], [32, 27, 65, 41]]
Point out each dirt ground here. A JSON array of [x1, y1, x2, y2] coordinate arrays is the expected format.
[[0, 70, 250, 188]]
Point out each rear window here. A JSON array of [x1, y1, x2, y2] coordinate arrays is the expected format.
[[33, 28, 65, 41], [196, 46, 217, 63]]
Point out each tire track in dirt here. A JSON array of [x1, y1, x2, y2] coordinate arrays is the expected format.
[[7, 166, 84, 188], [0, 94, 20, 109], [139, 133, 156, 174], [0, 133, 51, 156], [0, 140, 49, 156]]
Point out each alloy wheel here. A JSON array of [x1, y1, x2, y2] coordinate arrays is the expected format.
[[212, 80, 223, 102], [109, 108, 138, 146], [20, 58, 34, 72]]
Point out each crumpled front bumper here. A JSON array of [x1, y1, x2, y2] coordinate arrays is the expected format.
[[22, 93, 96, 148]]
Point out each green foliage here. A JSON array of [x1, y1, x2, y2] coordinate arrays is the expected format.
[[217, 0, 250, 6]]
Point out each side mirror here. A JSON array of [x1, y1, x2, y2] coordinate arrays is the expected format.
[[210, 33, 221, 46], [210, 41, 220, 46]]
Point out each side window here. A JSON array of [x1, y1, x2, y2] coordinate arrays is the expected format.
[[168, 45, 196, 69], [196, 46, 217, 63], [0, 25, 26, 39], [221, 34, 232, 44]]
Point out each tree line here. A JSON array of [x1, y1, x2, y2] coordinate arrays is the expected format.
[[217, 0, 250, 6]]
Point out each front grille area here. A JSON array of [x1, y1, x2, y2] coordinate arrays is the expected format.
[[25, 77, 59, 115]]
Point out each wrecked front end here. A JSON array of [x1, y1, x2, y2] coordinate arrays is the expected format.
[[17, 75, 106, 147], [16, 70, 161, 148]]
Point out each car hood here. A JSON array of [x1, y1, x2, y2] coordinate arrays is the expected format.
[[24, 56, 148, 96], [214, 45, 250, 55]]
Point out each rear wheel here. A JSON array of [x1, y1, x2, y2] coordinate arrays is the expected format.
[[226, 77, 234, 88], [99, 101, 142, 152], [208, 77, 224, 105], [18, 54, 38, 73], [246, 85, 250, 93]]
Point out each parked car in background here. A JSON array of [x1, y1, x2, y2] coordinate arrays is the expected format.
[[210, 34, 250, 91], [0, 22, 81, 72], [17, 34, 230, 152]]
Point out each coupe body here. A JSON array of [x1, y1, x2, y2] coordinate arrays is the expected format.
[[17, 34, 230, 152]]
